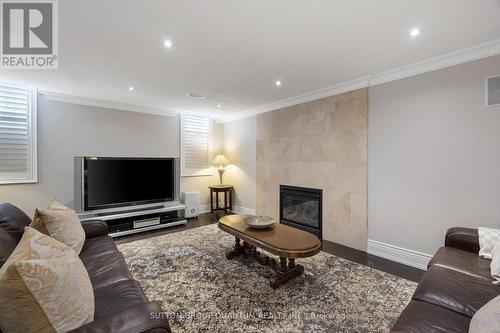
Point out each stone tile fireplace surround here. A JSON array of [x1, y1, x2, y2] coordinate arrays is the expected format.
[[256, 88, 368, 251]]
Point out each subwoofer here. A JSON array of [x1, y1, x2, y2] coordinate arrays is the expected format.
[[181, 191, 200, 218]]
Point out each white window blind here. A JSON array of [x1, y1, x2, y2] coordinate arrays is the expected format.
[[181, 113, 212, 176], [0, 84, 37, 184]]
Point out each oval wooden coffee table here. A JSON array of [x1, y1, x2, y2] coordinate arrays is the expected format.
[[218, 214, 321, 289]]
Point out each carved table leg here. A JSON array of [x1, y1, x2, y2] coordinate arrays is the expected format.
[[279, 257, 288, 272], [270, 258, 304, 289], [242, 241, 256, 254], [224, 242, 305, 289], [226, 237, 245, 259]]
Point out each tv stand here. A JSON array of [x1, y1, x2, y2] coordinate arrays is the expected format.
[[78, 202, 187, 238], [93, 204, 165, 217]]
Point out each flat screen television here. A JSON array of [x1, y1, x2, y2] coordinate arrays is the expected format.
[[74, 157, 180, 212]]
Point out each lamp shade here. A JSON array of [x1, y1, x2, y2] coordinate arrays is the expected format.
[[212, 154, 230, 166]]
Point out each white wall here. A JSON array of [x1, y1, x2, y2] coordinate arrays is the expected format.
[[223, 116, 256, 212], [0, 95, 221, 215], [368, 55, 500, 257]]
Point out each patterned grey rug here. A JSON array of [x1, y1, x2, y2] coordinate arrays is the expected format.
[[117, 224, 416, 333]]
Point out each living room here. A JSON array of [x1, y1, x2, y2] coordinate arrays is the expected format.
[[1, 1, 500, 332]]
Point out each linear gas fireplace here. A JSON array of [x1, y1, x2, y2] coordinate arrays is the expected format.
[[280, 185, 322, 240]]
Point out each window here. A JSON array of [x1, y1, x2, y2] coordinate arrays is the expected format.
[[181, 113, 212, 176], [0, 84, 37, 184]]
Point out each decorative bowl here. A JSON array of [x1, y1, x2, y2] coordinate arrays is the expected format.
[[244, 215, 276, 229]]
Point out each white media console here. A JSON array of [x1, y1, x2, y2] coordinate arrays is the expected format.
[[78, 202, 187, 238]]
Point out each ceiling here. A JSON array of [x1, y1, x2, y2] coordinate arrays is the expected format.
[[1, 0, 500, 121]]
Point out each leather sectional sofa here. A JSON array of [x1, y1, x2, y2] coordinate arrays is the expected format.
[[391, 227, 500, 332], [0, 203, 171, 333]]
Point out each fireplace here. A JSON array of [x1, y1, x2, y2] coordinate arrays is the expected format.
[[280, 185, 322, 239]]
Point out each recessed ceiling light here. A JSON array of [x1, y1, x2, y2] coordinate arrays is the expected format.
[[128, 86, 134, 91], [410, 28, 420, 37], [275, 80, 282, 87], [163, 39, 173, 48], [216, 105, 222, 108]]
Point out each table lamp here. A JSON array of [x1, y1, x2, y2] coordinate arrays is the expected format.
[[213, 154, 229, 185]]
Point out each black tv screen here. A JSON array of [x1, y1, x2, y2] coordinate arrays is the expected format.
[[84, 157, 175, 210]]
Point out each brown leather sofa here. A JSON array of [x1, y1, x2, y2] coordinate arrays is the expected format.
[[0, 203, 171, 333], [391, 227, 500, 332]]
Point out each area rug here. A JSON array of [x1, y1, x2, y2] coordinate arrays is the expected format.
[[117, 224, 416, 333]]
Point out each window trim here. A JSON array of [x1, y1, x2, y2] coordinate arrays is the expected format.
[[0, 85, 38, 184], [180, 113, 213, 177]]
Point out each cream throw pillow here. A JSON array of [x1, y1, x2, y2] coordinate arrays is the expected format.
[[31, 202, 85, 254], [0, 227, 94, 333], [469, 295, 500, 333], [491, 241, 500, 285]]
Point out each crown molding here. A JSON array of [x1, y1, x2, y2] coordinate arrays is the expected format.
[[370, 38, 500, 86], [39, 90, 180, 117], [212, 116, 226, 124], [221, 76, 372, 123], [221, 38, 500, 123]]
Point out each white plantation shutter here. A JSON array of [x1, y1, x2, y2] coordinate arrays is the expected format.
[[0, 84, 37, 184], [181, 113, 212, 176]]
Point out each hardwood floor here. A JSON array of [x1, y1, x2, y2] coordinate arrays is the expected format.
[[115, 212, 425, 283], [320, 240, 424, 282]]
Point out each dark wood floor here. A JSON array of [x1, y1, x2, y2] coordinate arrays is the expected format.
[[115, 212, 425, 283], [320, 240, 424, 282]]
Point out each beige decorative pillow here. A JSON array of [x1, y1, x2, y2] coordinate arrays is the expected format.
[[31, 206, 85, 254], [469, 295, 500, 333], [491, 241, 500, 285], [4, 227, 75, 266], [48, 199, 72, 211], [0, 227, 94, 333]]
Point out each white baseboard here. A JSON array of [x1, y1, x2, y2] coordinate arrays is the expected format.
[[232, 205, 256, 215], [200, 204, 211, 214], [367, 239, 432, 271], [198, 203, 255, 215]]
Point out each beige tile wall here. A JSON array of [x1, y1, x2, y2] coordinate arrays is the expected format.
[[256, 88, 368, 251]]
